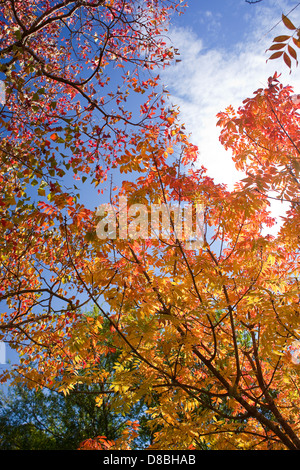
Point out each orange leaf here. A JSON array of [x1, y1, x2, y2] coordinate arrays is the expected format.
[[282, 14, 296, 31], [288, 44, 297, 61], [284, 52, 292, 68], [268, 51, 284, 60], [273, 35, 290, 42], [268, 43, 286, 51]]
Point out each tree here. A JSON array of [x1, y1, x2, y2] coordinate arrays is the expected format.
[[0, 0, 185, 370], [0, 0, 191, 449], [0, 304, 156, 450], [10, 71, 300, 450], [0, 320, 153, 451], [0, 381, 151, 450], [3, 1, 300, 452]]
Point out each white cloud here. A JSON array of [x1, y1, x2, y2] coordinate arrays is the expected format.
[[163, 30, 300, 187], [162, 2, 300, 235]]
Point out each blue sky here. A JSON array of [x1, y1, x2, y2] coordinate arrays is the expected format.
[[2, 1, 300, 368], [171, 0, 262, 49], [162, 0, 300, 186]]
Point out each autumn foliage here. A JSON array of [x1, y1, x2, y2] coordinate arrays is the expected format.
[[2, 0, 300, 451], [267, 14, 300, 70]]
